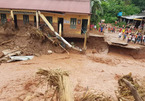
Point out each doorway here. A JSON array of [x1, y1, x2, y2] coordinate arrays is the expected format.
[[34, 16, 36, 26], [14, 15, 18, 28], [58, 18, 64, 33], [81, 19, 88, 34]]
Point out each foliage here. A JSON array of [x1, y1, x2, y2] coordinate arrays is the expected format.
[[91, 0, 141, 24], [132, 0, 145, 11], [91, 0, 103, 24], [114, 22, 126, 27], [101, 0, 140, 23]]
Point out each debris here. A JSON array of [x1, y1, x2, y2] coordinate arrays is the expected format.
[[7, 56, 34, 62], [5, 51, 21, 58], [48, 50, 53, 54], [0, 51, 4, 58], [122, 78, 143, 101], [36, 69, 74, 101], [116, 73, 145, 101], [80, 89, 111, 101], [38, 11, 82, 52], [0, 40, 13, 46], [2, 49, 20, 56], [24, 93, 37, 101], [0, 49, 22, 63]]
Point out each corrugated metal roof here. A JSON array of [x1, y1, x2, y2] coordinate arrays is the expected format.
[[121, 15, 144, 19], [0, 0, 91, 14], [121, 11, 145, 19], [137, 11, 145, 17]]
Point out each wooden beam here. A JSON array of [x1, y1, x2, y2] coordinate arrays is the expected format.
[[10, 10, 14, 20], [36, 11, 39, 29], [83, 30, 88, 50], [59, 24, 62, 37]]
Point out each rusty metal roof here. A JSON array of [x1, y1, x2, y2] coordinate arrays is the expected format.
[[0, 0, 91, 14]]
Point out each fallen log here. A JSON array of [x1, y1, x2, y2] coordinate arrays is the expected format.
[[122, 79, 143, 101]]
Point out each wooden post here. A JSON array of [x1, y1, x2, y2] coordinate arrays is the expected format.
[[83, 31, 88, 50], [10, 10, 14, 20], [59, 24, 62, 36], [36, 11, 39, 29]]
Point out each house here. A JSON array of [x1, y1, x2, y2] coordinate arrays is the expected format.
[[0, 0, 91, 38]]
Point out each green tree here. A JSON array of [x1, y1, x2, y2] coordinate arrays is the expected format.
[[132, 0, 145, 11], [90, 0, 103, 24], [101, 0, 140, 23]]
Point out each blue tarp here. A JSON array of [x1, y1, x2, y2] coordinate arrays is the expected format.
[[118, 12, 122, 16]]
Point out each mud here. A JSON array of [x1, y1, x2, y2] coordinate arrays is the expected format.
[[0, 23, 145, 100], [0, 25, 64, 56], [109, 45, 145, 59], [0, 53, 145, 101], [87, 36, 109, 54]]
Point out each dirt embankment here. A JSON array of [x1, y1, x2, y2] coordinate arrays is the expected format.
[[2, 21, 145, 59], [0, 23, 64, 56], [109, 45, 145, 59], [87, 37, 109, 54]]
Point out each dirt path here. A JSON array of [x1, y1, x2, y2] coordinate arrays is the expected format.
[[0, 52, 145, 100]]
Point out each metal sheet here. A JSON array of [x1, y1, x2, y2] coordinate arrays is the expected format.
[[0, 0, 90, 14], [10, 56, 34, 61]]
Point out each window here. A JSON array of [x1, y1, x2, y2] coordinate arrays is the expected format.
[[70, 18, 77, 29], [46, 16, 52, 24], [23, 15, 29, 24], [1, 14, 7, 24]]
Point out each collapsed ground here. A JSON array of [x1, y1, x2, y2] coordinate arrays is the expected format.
[[0, 23, 145, 101]]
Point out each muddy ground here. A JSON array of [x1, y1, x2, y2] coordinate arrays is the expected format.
[[0, 51, 145, 101], [0, 23, 145, 101]]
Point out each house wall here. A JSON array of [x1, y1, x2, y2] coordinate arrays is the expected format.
[[42, 12, 90, 35], [0, 9, 90, 37]]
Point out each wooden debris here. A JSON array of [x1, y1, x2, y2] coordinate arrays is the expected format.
[[0, 49, 22, 63], [0, 40, 13, 46], [122, 79, 143, 101], [80, 90, 111, 101], [2, 49, 20, 55], [36, 69, 74, 101], [117, 73, 145, 101]]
